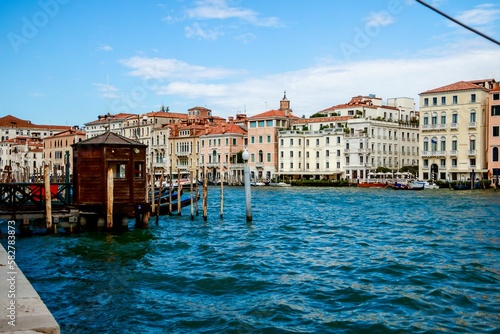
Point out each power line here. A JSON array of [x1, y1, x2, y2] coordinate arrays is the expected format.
[[415, 0, 500, 46]]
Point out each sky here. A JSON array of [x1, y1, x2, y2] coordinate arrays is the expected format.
[[1, 0, 500, 127]]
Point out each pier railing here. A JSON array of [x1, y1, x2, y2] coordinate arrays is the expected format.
[[0, 182, 72, 212]]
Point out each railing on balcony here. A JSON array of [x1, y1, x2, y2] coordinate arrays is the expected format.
[[450, 123, 458, 130], [422, 150, 446, 157], [468, 150, 476, 156], [449, 150, 458, 156], [468, 122, 476, 129]]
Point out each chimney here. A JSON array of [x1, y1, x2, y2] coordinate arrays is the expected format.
[[222, 123, 226, 133]]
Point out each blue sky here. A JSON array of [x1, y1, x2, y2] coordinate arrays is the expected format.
[[1, 0, 499, 127]]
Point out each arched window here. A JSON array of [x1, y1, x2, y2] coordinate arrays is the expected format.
[[440, 136, 446, 151], [431, 136, 438, 151], [423, 137, 429, 151]]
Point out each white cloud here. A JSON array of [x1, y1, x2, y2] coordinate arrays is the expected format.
[[365, 11, 395, 27], [177, 49, 500, 118], [94, 83, 119, 98], [186, 0, 282, 27], [455, 4, 500, 26], [120, 56, 243, 80], [98, 45, 113, 52], [185, 22, 222, 40], [155, 82, 227, 97]]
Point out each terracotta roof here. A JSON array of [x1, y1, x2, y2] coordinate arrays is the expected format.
[[420, 81, 489, 94], [203, 123, 247, 136], [73, 131, 146, 147], [491, 85, 500, 92], [145, 111, 188, 119], [0, 115, 71, 131], [249, 109, 299, 119], [292, 116, 354, 124], [47, 128, 86, 139]]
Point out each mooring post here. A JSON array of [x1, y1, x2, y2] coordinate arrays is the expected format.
[[107, 167, 114, 230], [203, 165, 208, 221], [190, 170, 194, 220], [169, 165, 173, 215], [220, 170, 224, 219], [195, 169, 199, 216], [156, 171, 163, 224], [242, 148, 252, 223], [177, 168, 182, 215], [44, 164, 53, 232]]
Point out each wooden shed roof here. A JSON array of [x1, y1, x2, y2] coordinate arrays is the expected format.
[[73, 131, 146, 147]]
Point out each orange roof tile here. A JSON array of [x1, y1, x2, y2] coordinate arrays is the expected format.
[[292, 116, 354, 124], [420, 81, 488, 94], [249, 109, 299, 119]]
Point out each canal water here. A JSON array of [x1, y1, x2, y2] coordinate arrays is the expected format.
[[2, 186, 500, 333]]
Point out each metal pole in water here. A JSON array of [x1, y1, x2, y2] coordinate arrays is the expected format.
[[242, 148, 252, 222]]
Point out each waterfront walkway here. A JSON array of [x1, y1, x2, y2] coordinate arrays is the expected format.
[[0, 244, 59, 333]]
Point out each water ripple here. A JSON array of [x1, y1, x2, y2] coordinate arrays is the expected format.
[[2, 186, 500, 333]]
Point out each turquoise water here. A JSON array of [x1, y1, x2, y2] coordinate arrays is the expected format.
[[2, 187, 500, 333]]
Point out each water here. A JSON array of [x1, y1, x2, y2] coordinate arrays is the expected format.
[[2, 187, 500, 333]]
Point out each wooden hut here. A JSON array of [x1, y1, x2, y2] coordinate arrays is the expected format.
[[71, 132, 149, 230]]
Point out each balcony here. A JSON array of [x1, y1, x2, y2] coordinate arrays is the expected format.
[[468, 150, 476, 156], [449, 150, 458, 156], [344, 149, 350, 154], [450, 123, 458, 130], [468, 122, 476, 129], [422, 150, 446, 157]]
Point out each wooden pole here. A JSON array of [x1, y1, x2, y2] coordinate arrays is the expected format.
[[190, 170, 194, 220], [44, 164, 52, 232], [169, 165, 173, 215], [156, 171, 163, 223], [177, 168, 182, 215], [220, 170, 224, 219], [150, 165, 155, 215], [203, 165, 208, 221], [107, 167, 114, 230], [195, 168, 199, 216]]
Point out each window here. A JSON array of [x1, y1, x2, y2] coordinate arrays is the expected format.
[[233, 138, 237, 145], [337, 137, 341, 144], [280, 139, 284, 145], [432, 114, 437, 125], [493, 126, 499, 137], [453, 95, 458, 104], [316, 139, 320, 146], [251, 136, 255, 144], [493, 93, 500, 100], [337, 150, 340, 157], [290, 139, 293, 145], [258, 121, 265, 127], [441, 113, 446, 124], [440, 137, 446, 151], [337, 162, 340, 168], [326, 162, 329, 169], [259, 136, 263, 143], [250, 121, 256, 128], [470, 112, 476, 122], [441, 96, 446, 105], [267, 120, 273, 126], [440, 159, 446, 168], [452, 113, 458, 124], [326, 137, 330, 144], [267, 153, 271, 162], [423, 138, 429, 151], [423, 159, 428, 167], [326, 150, 329, 157], [452, 138, 457, 150], [452, 158, 457, 167], [432, 97, 437, 106], [316, 151, 320, 158], [470, 138, 476, 150], [492, 106, 500, 116], [306, 139, 309, 146], [423, 116, 429, 125], [290, 163, 293, 169], [493, 147, 499, 162], [290, 151, 293, 158], [471, 94, 476, 103], [306, 152, 309, 158], [134, 162, 143, 178], [280, 151, 284, 158], [114, 163, 126, 178], [267, 135, 271, 143], [423, 98, 429, 106]]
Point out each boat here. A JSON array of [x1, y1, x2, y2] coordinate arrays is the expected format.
[[388, 182, 409, 190], [407, 182, 425, 190], [358, 180, 389, 188], [452, 184, 470, 190], [158, 190, 200, 215], [276, 182, 291, 187], [412, 180, 439, 190]]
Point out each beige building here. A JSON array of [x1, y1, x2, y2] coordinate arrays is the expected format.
[[44, 127, 86, 180], [419, 79, 496, 181], [200, 122, 247, 184], [278, 116, 350, 180], [247, 93, 298, 181], [488, 83, 500, 182]]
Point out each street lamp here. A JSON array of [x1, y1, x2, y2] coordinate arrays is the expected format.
[[242, 147, 252, 222]]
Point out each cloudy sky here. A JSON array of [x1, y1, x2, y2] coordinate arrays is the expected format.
[[1, 0, 499, 126]]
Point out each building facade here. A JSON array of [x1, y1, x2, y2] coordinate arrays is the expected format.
[[488, 83, 500, 182], [419, 79, 495, 181], [247, 93, 298, 182]]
